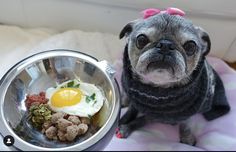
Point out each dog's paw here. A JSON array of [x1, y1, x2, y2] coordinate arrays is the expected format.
[[180, 135, 197, 146], [115, 125, 131, 139]]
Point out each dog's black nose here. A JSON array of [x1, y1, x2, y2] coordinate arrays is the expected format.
[[156, 39, 175, 51]]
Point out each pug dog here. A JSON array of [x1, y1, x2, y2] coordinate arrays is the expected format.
[[116, 9, 230, 145]]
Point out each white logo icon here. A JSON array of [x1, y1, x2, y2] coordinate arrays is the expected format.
[[6, 138, 11, 144]]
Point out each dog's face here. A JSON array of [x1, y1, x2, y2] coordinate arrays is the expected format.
[[120, 13, 211, 87]]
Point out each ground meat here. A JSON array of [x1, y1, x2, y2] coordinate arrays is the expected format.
[[45, 126, 57, 140], [65, 125, 79, 141], [26, 92, 49, 108], [80, 117, 90, 125], [77, 123, 88, 135], [51, 112, 65, 124], [68, 116, 81, 125], [57, 118, 73, 132], [57, 130, 66, 141], [39, 92, 46, 97]]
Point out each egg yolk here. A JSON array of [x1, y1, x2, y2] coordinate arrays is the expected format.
[[51, 88, 82, 107]]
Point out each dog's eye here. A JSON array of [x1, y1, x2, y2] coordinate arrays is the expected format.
[[183, 41, 197, 56], [136, 34, 149, 49]]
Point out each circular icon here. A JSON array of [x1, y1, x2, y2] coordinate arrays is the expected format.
[[3, 135, 14, 146]]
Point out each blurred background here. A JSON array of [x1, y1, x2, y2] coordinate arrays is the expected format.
[[0, 0, 236, 63]]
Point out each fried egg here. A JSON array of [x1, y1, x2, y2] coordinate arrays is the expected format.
[[46, 79, 105, 117]]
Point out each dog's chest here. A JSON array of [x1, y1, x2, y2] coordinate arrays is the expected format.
[[122, 59, 215, 123]]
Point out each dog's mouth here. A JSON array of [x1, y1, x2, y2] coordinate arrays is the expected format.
[[147, 56, 175, 74], [135, 49, 188, 85], [147, 60, 170, 70]]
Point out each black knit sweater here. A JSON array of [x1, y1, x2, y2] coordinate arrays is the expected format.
[[122, 46, 230, 124]]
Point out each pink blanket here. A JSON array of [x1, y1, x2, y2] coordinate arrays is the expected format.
[[105, 57, 236, 151]]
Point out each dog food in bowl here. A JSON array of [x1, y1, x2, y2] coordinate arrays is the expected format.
[[25, 79, 106, 142]]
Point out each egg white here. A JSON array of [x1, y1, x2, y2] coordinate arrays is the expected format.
[[46, 80, 105, 117]]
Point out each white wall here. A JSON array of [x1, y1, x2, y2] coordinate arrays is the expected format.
[[0, 0, 236, 61]]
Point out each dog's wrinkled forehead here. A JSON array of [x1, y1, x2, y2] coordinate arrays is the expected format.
[[131, 13, 198, 44]]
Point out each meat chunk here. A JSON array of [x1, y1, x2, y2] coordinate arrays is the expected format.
[[80, 117, 90, 125], [57, 130, 66, 141], [45, 126, 57, 140], [77, 123, 88, 135], [68, 115, 81, 125], [57, 118, 73, 132], [42, 121, 52, 130], [51, 112, 65, 124], [41, 121, 53, 134], [65, 125, 79, 141]]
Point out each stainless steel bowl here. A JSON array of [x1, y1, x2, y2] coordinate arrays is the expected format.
[[0, 49, 120, 151]]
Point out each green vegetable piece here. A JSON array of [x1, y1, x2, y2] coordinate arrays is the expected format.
[[88, 115, 92, 119], [74, 84, 80, 88], [28, 104, 53, 129], [67, 81, 74, 87], [33, 110, 39, 115], [90, 93, 96, 100], [86, 96, 91, 103], [86, 93, 96, 103]]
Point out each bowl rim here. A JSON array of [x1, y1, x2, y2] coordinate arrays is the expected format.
[[0, 49, 120, 151]]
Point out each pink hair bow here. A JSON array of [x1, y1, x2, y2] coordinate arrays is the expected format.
[[142, 7, 185, 19]]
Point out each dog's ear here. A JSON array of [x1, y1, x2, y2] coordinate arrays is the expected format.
[[195, 26, 211, 56], [120, 19, 141, 39], [119, 22, 133, 39]]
